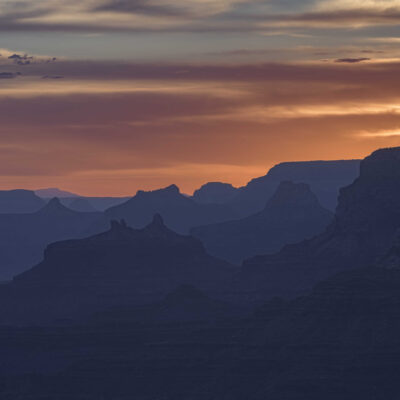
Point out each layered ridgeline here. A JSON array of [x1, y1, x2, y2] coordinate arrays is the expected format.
[[104, 184, 236, 234], [0, 198, 102, 280], [227, 159, 360, 216], [0, 189, 45, 213], [0, 215, 235, 323], [192, 181, 333, 264], [0, 149, 399, 399], [238, 239, 400, 399], [36, 188, 131, 211], [2, 232, 400, 398], [239, 147, 400, 300]]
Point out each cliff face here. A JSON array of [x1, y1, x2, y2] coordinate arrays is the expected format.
[[192, 181, 333, 264], [239, 147, 400, 300], [229, 159, 360, 216]]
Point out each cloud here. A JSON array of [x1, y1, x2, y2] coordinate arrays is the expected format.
[[0, 72, 20, 79], [0, 57, 400, 194], [0, 0, 399, 33], [0, 49, 57, 66], [335, 57, 371, 63]]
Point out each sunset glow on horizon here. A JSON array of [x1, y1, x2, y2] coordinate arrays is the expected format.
[[1, 0, 400, 196]]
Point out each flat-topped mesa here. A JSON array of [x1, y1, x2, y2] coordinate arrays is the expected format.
[[265, 181, 320, 210], [229, 159, 361, 215], [14, 214, 225, 281], [191, 181, 332, 264], [10, 214, 233, 320], [239, 147, 400, 300], [136, 184, 180, 198]]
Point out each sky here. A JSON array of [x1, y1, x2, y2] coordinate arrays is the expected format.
[[0, 0, 400, 196]]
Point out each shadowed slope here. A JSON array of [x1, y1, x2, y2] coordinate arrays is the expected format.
[[0, 189, 45, 213], [230, 159, 360, 216], [238, 147, 400, 300], [0, 198, 102, 280], [192, 181, 333, 264], [0, 215, 235, 324]]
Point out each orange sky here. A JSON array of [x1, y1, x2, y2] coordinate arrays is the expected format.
[[0, 61, 400, 196], [1, 0, 400, 196]]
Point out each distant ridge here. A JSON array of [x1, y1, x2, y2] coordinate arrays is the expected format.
[[192, 181, 333, 263], [105, 184, 237, 234], [229, 159, 361, 216], [0, 189, 45, 213], [35, 188, 80, 198], [238, 147, 400, 300], [0, 200, 102, 280]]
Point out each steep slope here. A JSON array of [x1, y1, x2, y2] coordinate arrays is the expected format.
[[0, 198, 102, 280], [239, 147, 400, 300], [0, 215, 235, 323], [192, 181, 333, 264], [0, 189, 45, 213], [230, 159, 360, 216], [105, 184, 236, 234]]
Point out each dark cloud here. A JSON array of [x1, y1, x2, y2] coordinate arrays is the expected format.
[[4, 53, 57, 67], [94, 0, 190, 17], [0, 2, 399, 33], [0, 72, 20, 79], [1, 58, 400, 193], [335, 57, 371, 63]]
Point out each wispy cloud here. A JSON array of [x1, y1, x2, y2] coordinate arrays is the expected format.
[[0, 0, 400, 32]]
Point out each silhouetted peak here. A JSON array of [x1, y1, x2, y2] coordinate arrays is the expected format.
[[152, 213, 165, 227], [38, 197, 74, 215], [47, 197, 61, 206], [164, 184, 180, 194], [142, 213, 174, 236], [265, 181, 319, 209], [110, 219, 128, 231]]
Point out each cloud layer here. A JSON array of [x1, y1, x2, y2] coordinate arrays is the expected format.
[[0, 58, 400, 195], [0, 0, 400, 32], [0, 0, 399, 195]]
